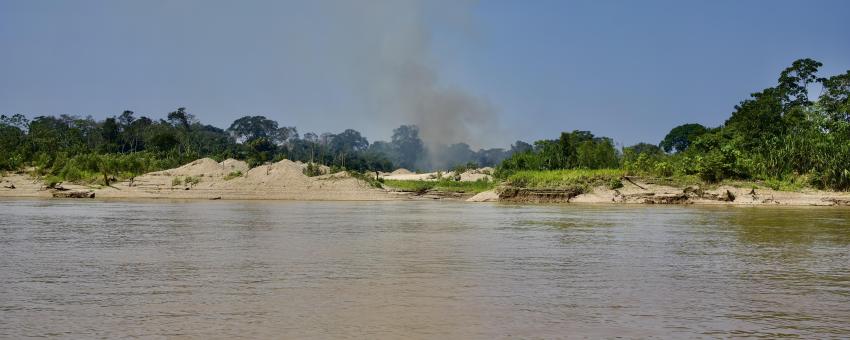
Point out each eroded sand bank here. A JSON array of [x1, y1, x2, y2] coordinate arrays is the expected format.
[[0, 158, 404, 201], [2, 159, 850, 206], [472, 178, 850, 206]]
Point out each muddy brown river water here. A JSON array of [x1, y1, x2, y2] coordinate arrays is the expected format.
[[1, 199, 849, 338]]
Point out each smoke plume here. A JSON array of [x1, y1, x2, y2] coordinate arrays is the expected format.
[[323, 0, 502, 151]]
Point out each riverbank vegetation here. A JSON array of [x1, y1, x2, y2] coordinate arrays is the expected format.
[[503, 169, 625, 191], [497, 59, 850, 191], [0, 111, 510, 185], [2, 59, 848, 191], [383, 178, 495, 194]]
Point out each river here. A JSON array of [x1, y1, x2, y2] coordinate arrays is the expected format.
[[1, 199, 848, 338]]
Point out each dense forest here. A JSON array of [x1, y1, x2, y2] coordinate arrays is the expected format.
[[497, 59, 850, 190], [1, 59, 848, 190], [0, 107, 513, 182]]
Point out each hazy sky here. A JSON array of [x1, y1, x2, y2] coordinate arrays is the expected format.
[[2, 0, 849, 148]]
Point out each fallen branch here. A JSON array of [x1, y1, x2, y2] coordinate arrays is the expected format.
[[622, 176, 646, 190]]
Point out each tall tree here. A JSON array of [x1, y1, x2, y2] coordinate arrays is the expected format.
[[778, 58, 823, 109], [659, 123, 708, 153], [167, 107, 193, 131], [390, 125, 424, 170], [227, 115, 279, 143]]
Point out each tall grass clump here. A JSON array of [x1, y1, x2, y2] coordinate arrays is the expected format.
[[383, 178, 495, 194], [504, 169, 625, 190], [224, 171, 242, 180]]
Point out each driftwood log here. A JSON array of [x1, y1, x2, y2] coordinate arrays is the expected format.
[[52, 190, 95, 198]]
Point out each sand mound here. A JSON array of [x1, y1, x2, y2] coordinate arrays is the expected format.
[[459, 168, 493, 182], [391, 168, 413, 175], [220, 159, 250, 173], [382, 172, 438, 181], [297, 162, 332, 175], [314, 171, 353, 180], [2, 157, 401, 201], [242, 159, 309, 182], [467, 190, 499, 202], [151, 158, 229, 177]]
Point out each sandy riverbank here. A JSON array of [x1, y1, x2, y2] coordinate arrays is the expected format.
[[378, 167, 493, 182], [2, 159, 850, 206], [469, 177, 850, 206], [0, 158, 405, 201]]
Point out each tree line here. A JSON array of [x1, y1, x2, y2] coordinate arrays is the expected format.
[[497, 59, 850, 190], [0, 108, 513, 183], [2, 58, 847, 190]]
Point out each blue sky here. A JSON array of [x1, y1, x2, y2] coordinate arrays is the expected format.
[[1, 0, 849, 148]]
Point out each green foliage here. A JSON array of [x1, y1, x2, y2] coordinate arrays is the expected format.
[[762, 176, 810, 192], [184, 176, 201, 186], [227, 115, 291, 143], [303, 163, 323, 177], [505, 169, 625, 190], [389, 125, 425, 170], [0, 108, 404, 183], [451, 161, 479, 175], [3, 58, 850, 192], [659, 124, 708, 153], [170, 176, 200, 187], [224, 171, 242, 180], [497, 130, 619, 177], [347, 170, 384, 189], [44, 175, 62, 189], [383, 178, 495, 194], [618, 59, 849, 190], [607, 178, 624, 190]]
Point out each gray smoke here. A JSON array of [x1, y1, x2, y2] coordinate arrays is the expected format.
[[323, 0, 502, 151]]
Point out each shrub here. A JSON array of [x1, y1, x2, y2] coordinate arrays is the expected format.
[[505, 169, 625, 189], [348, 170, 384, 189], [44, 176, 62, 188], [653, 161, 674, 177], [303, 163, 323, 177], [451, 161, 478, 175], [608, 178, 624, 190], [382, 178, 494, 194], [224, 171, 242, 180], [184, 176, 201, 186]]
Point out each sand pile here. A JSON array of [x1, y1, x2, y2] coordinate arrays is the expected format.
[[80, 158, 399, 200], [459, 168, 493, 182], [295, 162, 332, 175], [381, 167, 493, 182], [381, 172, 438, 181], [467, 190, 499, 202], [149, 158, 233, 177], [391, 168, 413, 175], [235, 159, 311, 185], [220, 159, 250, 173]]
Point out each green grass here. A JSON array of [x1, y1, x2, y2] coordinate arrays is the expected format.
[[505, 169, 625, 190], [224, 171, 242, 180], [755, 175, 811, 192], [383, 179, 495, 194], [644, 174, 703, 188], [184, 176, 201, 186], [504, 169, 819, 194]]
